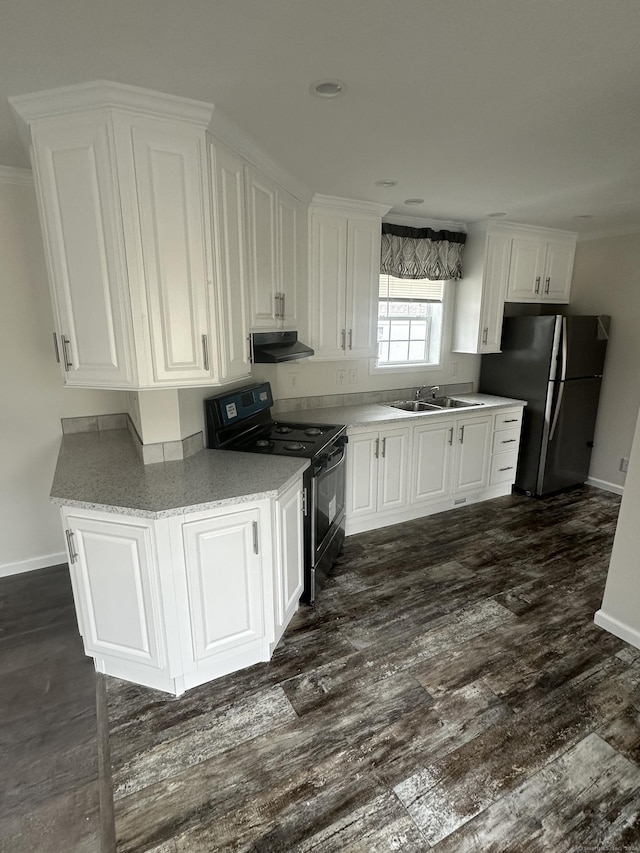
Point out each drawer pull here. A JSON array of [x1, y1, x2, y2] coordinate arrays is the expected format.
[[501, 439, 517, 444], [504, 418, 519, 423], [499, 466, 514, 472]]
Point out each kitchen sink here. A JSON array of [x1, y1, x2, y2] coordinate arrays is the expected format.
[[388, 400, 442, 412], [388, 397, 483, 412]]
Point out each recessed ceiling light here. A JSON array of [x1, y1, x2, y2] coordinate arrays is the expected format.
[[404, 198, 424, 205], [310, 79, 347, 98], [487, 211, 507, 218], [375, 179, 398, 187]]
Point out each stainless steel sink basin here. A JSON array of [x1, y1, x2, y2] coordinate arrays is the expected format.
[[429, 397, 482, 409], [388, 400, 442, 412], [388, 397, 483, 412]]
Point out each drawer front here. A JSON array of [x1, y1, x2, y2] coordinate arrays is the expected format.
[[492, 428, 521, 454], [495, 409, 523, 430], [490, 450, 519, 485]]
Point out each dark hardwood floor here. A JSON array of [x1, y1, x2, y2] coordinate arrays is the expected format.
[[0, 565, 101, 853], [4, 486, 640, 852]]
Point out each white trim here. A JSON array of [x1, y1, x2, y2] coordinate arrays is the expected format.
[[0, 165, 33, 186], [578, 225, 640, 242], [10, 80, 214, 128], [311, 194, 391, 218], [586, 476, 624, 496], [594, 609, 640, 651], [383, 213, 467, 232], [0, 551, 67, 578], [469, 218, 578, 241]]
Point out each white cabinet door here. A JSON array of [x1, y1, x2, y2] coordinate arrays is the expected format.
[[277, 187, 306, 331], [411, 419, 454, 504], [123, 118, 213, 385], [31, 116, 135, 387], [542, 241, 575, 302], [273, 480, 304, 644], [346, 217, 381, 358], [506, 237, 546, 301], [378, 427, 410, 512], [245, 166, 279, 328], [346, 431, 379, 519], [452, 415, 492, 494], [181, 507, 264, 663], [63, 512, 165, 669], [209, 142, 251, 382], [478, 234, 512, 352], [310, 212, 349, 359]]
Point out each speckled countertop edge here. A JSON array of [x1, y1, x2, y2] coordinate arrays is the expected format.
[[51, 430, 310, 519], [277, 393, 527, 428]]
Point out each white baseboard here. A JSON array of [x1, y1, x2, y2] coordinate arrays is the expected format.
[[594, 609, 640, 651], [0, 551, 67, 578], [586, 477, 624, 496]]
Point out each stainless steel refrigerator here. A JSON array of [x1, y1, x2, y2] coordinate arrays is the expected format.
[[479, 314, 609, 496]]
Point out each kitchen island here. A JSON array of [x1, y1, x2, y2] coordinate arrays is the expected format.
[[51, 428, 309, 695]]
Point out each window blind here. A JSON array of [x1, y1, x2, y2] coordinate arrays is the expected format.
[[379, 274, 444, 302]]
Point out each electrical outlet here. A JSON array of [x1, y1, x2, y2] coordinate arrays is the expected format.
[[620, 457, 629, 473], [287, 372, 298, 390], [450, 361, 459, 377], [336, 368, 346, 386], [348, 368, 358, 385]]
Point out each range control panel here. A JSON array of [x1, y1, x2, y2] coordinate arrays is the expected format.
[[207, 382, 273, 428]]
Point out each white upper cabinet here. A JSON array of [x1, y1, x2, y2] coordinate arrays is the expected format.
[[28, 113, 136, 387], [209, 141, 251, 382], [453, 222, 577, 354], [309, 197, 389, 360], [10, 81, 257, 389], [506, 233, 576, 303], [245, 165, 307, 332], [452, 225, 512, 355]]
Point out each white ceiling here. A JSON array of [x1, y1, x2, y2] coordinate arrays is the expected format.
[[2, 0, 640, 237]]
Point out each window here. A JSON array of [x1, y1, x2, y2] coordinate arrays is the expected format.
[[377, 274, 444, 367]]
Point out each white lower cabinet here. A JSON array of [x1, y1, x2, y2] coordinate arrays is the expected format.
[[60, 477, 304, 695], [346, 426, 410, 522], [347, 408, 523, 535]]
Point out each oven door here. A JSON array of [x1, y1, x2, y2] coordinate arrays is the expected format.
[[312, 441, 346, 570]]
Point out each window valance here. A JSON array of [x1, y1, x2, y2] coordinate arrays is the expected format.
[[380, 222, 467, 281]]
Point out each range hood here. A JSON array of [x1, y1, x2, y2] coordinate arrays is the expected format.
[[250, 331, 314, 363]]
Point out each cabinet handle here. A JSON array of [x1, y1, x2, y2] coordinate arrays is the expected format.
[[374, 438, 380, 459], [381, 437, 386, 458], [281, 293, 286, 318], [301, 488, 308, 516], [202, 334, 210, 371], [535, 276, 541, 294], [501, 438, 517, 444], [482, 327, 488, 345], [448, 427, 454, 445], [61, 335, 73, 371], [459, 425, 465, 444], [499, 466, 514, 472], [504, 418, 518, 423], [348, 329, 353, 350], [274, 293, 280, 318], [252, 521, 259, 554], [52, 332, 61, 363], [65, 529, 78, 564], [545, 277, 550, 294], [341, 329, 346, 350]]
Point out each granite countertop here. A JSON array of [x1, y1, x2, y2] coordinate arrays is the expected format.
[[278, 393, 526, 429], [51, 429, 309, 519]]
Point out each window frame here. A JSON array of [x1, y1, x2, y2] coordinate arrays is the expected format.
[[370, 275, 453, 376]]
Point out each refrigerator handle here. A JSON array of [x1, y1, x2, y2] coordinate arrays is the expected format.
[[549, 317, 568, 442]]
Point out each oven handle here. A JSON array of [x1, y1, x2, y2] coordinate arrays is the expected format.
[[316, 446, 346, 475]]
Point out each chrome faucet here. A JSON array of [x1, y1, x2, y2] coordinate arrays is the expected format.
[[430, 385, 440, 399], [414, 385, 427, 400]]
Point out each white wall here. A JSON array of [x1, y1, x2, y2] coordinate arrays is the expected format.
[[0, 172, 127, 575], [595, 403, 640, 649], [569, 232, 640, 491]]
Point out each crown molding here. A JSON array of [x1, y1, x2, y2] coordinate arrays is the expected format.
[[310, 194, 391, 217], [469, 218, 578, 241], [0, 165, 33, 186], [577, 224, 640, 242], [9, 80, 214, 140]]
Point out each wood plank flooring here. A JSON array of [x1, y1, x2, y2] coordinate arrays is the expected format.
[[103, 486, 640, 852]]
